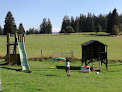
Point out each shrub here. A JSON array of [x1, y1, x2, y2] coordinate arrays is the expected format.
[[65, 26, 74, 33]]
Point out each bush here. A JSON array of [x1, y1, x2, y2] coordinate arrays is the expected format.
[[65, 26, 74, 33]]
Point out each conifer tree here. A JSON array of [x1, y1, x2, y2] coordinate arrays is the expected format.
[[0, 26, 4, 35], [47, 19, 52, 34], [71, 16, 75, 30], [86, 13, 95, 32], [60, 15, 71, 33], [18, 23, 25, 34], [111, 25, 120, 35], [79, 14, 86, 32], [74, 17, 79, 32], [39, 18, 47, 34], [107, 12, 112, 33], [4, 11, 17, 35], [107, 8, 120, 34], [111, 8, 120, 28]]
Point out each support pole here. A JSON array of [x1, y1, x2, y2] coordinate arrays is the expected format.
[[106, 46, 108, 69], [7, 33, 10, 64], [22, 34, 25, 43], [71, 50, 74, 59], [15, 33, 17, 64], [41, 48, 42, 59]]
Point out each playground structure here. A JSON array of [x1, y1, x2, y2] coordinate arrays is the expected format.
[[6, 33, 30, 71], [81, 40, 108, 71], [6, 33, 21, 65]]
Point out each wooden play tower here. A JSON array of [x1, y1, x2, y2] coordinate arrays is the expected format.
[[81, 40, 108, 71], [6, 33, 25, 65]]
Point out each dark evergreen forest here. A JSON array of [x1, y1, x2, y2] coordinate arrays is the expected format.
[[60, 8, 122, 35]]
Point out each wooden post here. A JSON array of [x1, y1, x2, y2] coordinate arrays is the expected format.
[[41, 48, 42, 59], [71, 50, 74, 59], [18, 35, 20, 42], [7, 33, 10, 64], [22, 34, 25, 43], [21, 35, 22, 42], [15, 33, 17, 65], [62, 52, 63, 57], [106, 46, 108, 69]]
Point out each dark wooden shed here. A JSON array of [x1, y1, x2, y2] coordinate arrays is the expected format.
[[81, 40, 108, 69]]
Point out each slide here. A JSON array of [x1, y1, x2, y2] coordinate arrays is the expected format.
[[18, 42, 30, 71]]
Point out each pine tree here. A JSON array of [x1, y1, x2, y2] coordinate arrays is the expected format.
[[107, 8, 120, 33], [60, 15, 71, 33], [91, 19, 95, 32], [111, 8, 120, 27], [0, 26, 4, 35], [28, 28, 35, 34], [71, 16, 75, 30], [103, 15, 108, 32], [34, 29, 39, 34], [86, 13, 95, 32], [119, 14, 122, 23], [74, 17, 79, 32], [79, 14, 86, 32], [107, 12, 112, 33], [39, 18, 47, 34], [47, 19, 52, 34], [18, 23, 25, 34], [111, 25, 120, 35], [4, 11, 17, 35]]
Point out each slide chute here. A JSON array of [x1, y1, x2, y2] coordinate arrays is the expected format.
[[52, 57, 66, 63]]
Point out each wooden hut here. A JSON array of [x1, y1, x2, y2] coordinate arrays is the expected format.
[[81, 40, 108, 70]]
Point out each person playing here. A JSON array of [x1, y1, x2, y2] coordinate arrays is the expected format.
[[65, 59, 71, 76]]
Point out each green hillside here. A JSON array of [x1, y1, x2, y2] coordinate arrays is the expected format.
[[0, 33, 122, 60]]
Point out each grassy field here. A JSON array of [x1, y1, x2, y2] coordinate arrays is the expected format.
[[0, 33, 122, 60], [0, 60, 122, 92]]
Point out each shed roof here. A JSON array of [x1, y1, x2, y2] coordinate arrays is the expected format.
[[82, 40, 107, 46]]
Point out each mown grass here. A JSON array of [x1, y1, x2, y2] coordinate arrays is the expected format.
[[0, 60, 122, 92], [0, 33, 122, 60]]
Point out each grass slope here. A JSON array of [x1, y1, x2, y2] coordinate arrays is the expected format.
[[0, 60, 122, 92], [0, 33, 122, 60]]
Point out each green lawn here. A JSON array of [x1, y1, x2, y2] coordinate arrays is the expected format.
[[0, 60, 122, 92], [0, 33, 122, 60]]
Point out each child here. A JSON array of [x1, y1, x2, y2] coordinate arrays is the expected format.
[[65, 59, 71, 76]]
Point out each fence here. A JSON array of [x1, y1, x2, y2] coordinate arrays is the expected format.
[[52, 50, 74, 60]]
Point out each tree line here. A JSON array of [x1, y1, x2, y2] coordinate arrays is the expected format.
[[0, 9, 122, 35], [0, 11, 52, 35], [26, 18, 52, 34], [60, 8, 121, 35]]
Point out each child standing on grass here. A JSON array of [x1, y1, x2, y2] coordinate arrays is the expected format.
[[65, 59, 71, 76]]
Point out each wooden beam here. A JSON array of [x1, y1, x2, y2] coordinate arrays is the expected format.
[[7, 33, 10, 64], [15, 33, 17, 65]]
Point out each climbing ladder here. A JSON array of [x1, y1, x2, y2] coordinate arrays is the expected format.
[[93, 59, 101, 71], [6, 33, 20, 65]]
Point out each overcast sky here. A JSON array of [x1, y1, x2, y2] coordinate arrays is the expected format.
[[0, 0, 122, 32]]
